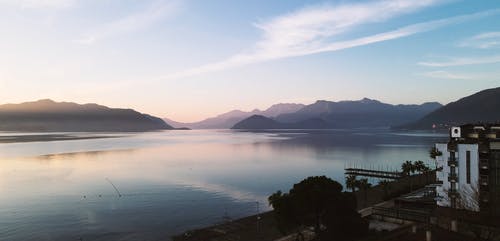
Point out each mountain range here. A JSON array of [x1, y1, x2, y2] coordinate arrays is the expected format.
[[3, 86, 498, 132], [0, 99, 172, 132], [164, 103, 305, 129], [398, 87, 500, 129], [230, 98, 442, 130]]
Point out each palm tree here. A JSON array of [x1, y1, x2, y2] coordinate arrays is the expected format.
[[414, 160, 430, 173], [414, 160, 431, 184], [401, 160, 415, 191], [401, 160, 413, 176], [345, 175, 357, 192]]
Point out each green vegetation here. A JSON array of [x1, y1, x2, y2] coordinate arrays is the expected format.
[[429, 147, 443, 159], [401, 160, 431, 191], [269, 176, 368, 241], [345, 174, 357, 192]]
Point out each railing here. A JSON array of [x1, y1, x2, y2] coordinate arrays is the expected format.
[[480, 175, 489, 186], [480, 191, 489, 203], [344, 168, 403, 179], [372, 207, 431, 223], [479, 143, 489, 153], [447, 143, 457, 152], [448, 173, 458, 182], [447, 159, 458, 167], [479, 159, 489, 170]]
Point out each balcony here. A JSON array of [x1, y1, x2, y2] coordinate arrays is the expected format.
[[480, 176, 489, 186], [447, 143, 457, 152], [479, 143, 489, 153], [448, 189, 459, 198], [480, 191, 489, 203], [447, 159, 458, 167], [480, 159, 489, 170], [448, 173, 458, 182]]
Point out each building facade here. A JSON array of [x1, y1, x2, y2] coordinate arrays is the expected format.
[[435, 124, 500, 215]]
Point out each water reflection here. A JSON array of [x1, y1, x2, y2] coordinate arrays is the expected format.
[[0, 129, 447, 241]]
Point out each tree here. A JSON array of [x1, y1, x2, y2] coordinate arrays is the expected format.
[[401, 160, 414, 176], [414, 160, 430, 173], [268, 176, 368, 240], [429, 147, 442, 159], [345, 175, 357, 192], [415, 160, 432, 183], [401, 160, 416, 191]]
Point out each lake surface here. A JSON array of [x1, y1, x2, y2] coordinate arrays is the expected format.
[[0, 129, 447, 241]]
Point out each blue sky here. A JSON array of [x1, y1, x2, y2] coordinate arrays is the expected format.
[[0, 0, 499, 121]]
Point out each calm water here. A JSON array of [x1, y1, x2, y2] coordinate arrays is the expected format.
[[0, 129, 447, 241]]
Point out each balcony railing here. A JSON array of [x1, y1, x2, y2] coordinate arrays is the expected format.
[[480, 159, 489, 170], [448, 159, 458, 167], [479, 143, 489, 153], [480, 176, 489, 186], [448, 189, 459, 198], [448, 173, 458, 182], [480, 191, 489, 203], [447, 145, 457, 152]]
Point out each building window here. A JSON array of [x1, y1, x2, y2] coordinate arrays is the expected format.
[[466, 150, 471, 184]]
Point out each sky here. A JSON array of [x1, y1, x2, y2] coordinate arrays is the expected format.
[[0, 0, 499, 122]]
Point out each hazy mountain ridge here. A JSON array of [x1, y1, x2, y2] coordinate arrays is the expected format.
[[398, 87, 500, 129], [232, 98, 443, 130], [231, 115, 332, 130], [0, 99, 173, 132], [274, 98, 442, 128], [164, 103, 305, 129]]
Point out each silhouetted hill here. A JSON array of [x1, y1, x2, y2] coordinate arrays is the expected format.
[[0, 99, 173, 132], [275, 98, 442, 128], [232, 115, 284, 129], [398, 87, 500, 129], [231, 115, 332, 129], [164, 103, 304, 129]]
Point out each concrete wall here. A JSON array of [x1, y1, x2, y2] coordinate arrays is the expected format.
[[435, 143, 479, 211]]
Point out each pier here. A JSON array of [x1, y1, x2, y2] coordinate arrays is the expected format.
[[345, 168, 403, 179]]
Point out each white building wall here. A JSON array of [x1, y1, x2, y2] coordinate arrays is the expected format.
[[457, 144, 479, 211], [435, 143, 479, 211]]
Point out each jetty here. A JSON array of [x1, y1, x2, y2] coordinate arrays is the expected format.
[[345, 168, 403, 179]]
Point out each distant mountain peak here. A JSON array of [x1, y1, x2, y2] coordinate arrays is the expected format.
[[359, 98, 380, 104], [35, 99, 56, 103]]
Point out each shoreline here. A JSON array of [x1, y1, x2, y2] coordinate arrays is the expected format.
[[0, 134, 122, 144], [173, 171, 436, 241]]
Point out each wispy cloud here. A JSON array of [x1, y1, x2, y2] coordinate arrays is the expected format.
[[421, 70, 475, 80], [418, 55, 500, 67], [420, 70, 499, 80], [162, 0, 447, 79], [75, 0, 181, 45], [459, 31, 500, 49]]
